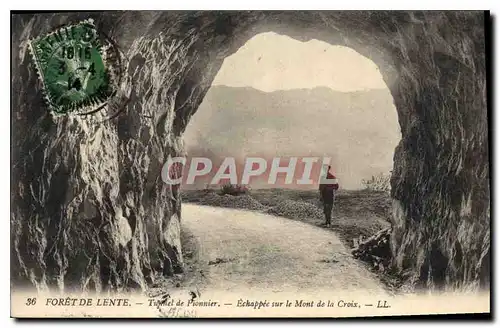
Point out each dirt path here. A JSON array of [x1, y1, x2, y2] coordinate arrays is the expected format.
[[181, 203, 388, 296]]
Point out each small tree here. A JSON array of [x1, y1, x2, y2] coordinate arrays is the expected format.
[[219, 183, 250, 196], [362, 172, 391, 192], [202, 183, 214, 193]]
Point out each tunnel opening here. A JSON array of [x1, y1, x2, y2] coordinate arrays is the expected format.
[[179, 32, 402, 267], [182, 32, 401, 192]]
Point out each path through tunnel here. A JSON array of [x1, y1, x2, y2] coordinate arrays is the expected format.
[[182, 32, 401, 192]]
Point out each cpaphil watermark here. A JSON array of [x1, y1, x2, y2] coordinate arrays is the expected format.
[[161, 156, 338, 186]]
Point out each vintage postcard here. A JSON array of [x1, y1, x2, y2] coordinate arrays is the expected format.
[[10, 11, 491, 318]]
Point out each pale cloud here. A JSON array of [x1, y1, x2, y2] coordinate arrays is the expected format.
[[212, 32, 387, 92]]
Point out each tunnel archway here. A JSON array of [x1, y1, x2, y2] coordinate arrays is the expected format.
[[182, 31, 401, 191], [11, 11, 489, 292]]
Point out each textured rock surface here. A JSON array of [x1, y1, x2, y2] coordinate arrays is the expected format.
[[11, 11, 489, 292]]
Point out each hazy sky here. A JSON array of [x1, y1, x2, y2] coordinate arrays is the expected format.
[[212, 32, 387, 92]]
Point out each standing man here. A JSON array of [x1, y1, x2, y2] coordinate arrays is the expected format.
[[319, 165, 339, 227]]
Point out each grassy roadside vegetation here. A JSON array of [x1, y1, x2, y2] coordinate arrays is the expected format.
[[181, 187, 391, 249]]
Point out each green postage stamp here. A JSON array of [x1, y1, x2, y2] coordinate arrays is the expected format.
[[29, 19, 116, 115]]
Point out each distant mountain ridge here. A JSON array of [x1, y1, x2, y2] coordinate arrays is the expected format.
[[183, 85, 401, 189]]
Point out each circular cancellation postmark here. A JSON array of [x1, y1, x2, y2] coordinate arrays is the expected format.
[[28, 18, 122, 116]]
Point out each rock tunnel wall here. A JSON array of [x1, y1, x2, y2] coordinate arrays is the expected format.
[[11, 11, 489, 292]]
